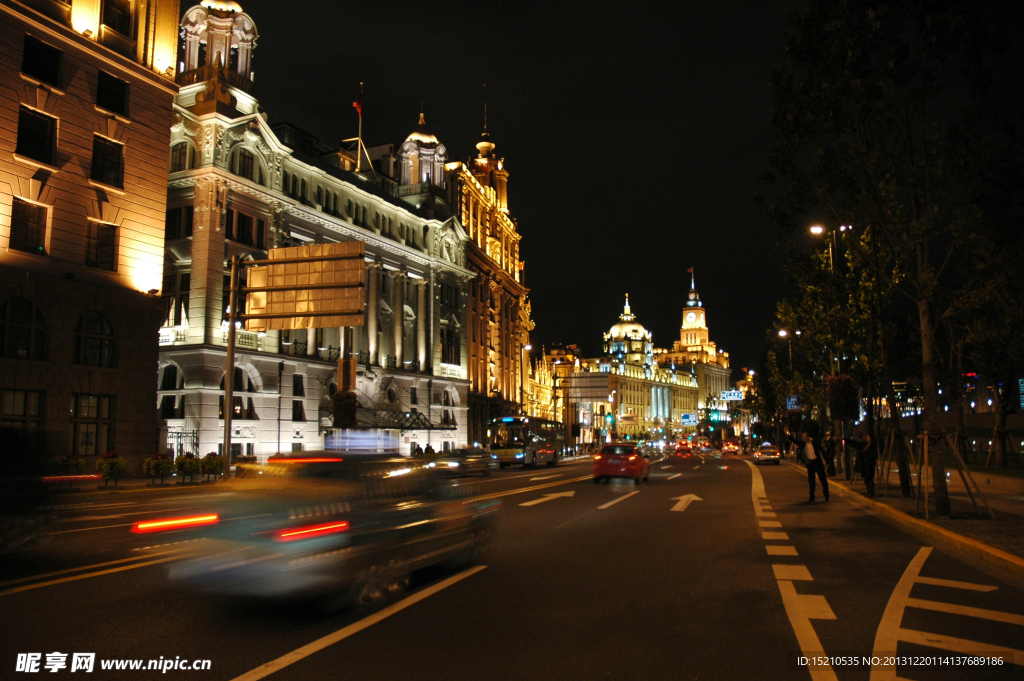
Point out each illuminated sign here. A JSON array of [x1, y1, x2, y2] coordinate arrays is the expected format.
[[786, 395, 802, 411], [720, 390, 743, 401], [680, 413, 698, 426]]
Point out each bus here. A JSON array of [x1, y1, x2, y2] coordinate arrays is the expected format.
[[489, 417, 565, 469]]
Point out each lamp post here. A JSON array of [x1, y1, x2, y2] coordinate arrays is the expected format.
[[520, 343, 532, 416], [778, 329, 792, 369]]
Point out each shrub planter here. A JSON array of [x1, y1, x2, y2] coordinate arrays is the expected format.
[[96, 452, 128, 487], [175, 453, 201, 484], [200, 454, 225, 482], [47, 456, 86, 490], [143, 454, 174, 486]]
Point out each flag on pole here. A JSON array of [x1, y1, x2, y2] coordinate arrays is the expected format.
[[687, 268, 693, 273], [352, 84, 363, 118]]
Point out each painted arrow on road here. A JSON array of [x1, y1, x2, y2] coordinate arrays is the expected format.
[[519, 491, 576, 507], [670, 494, 703, 512]]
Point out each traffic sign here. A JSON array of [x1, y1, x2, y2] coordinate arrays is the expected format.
[[680, 413, 699, 426], [720, 390, 743, 401], [786, 395, 802, 411]]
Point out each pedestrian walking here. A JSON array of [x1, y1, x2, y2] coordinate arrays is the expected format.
[[786, 428, 829, 503], [822, 431, 837, 477], [413, 444, 424, 457], [847, 433, 879, 497]]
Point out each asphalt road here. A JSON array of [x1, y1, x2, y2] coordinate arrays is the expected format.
[[3, 451, 1023, 681]]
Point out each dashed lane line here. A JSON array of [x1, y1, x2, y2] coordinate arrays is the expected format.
[[0, 555, 185, 597], [773, 565, 813, 581], [598, 491, 640, 510], [767, 546, 798, 556], [762, 532, 790, 540], [0, 547, 189, 588], [230, 566, 487, 681], [759, 521, 782, 528]]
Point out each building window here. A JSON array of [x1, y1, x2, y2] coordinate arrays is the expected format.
[[159, 365, 179, 390], [236, 213, 253, 246], [293, 374, 305, 397], [96, 71, 128, 116], [90, 136, 123, 188], [9, 198, 48, 256], [441, 328, 460, 365], [102, 0, 133, 36], [170, 143, 192, 172], [237, 148, 254, 181], [291, 442, 303, 452], [291, 400, 306, 422], [256, 219, 265, 249], [21, 36, 61, 87], [0, 298, 46, 361], [164, 206, 193, 240], [165, 273, 191, 326], [85, 222, 117, 271], [218, 395, 255, 420], [70, 394, 114, 457], [16, 107, 56, 166], [1, 390, 43, 448], [74, 312, 116, 368], [441, 284, 458, 309]]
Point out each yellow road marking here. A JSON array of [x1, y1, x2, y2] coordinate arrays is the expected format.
[[905, 597, 1024, 626], [915, 576, 997, 592], [0, 556, 183, 597], [473, 475, 592, 501], [0, 547, 189, 588]]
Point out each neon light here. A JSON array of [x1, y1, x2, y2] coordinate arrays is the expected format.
[[274, 520, 350, 542], [501, 417, 515, 422], [132, 514, 219, 534]]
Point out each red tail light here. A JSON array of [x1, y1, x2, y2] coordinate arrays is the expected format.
[[594, 454, 602, 460], [268, 457, 344, 464], [274, 520, 350, 542], [628, 454, 638, 461], [132, 514, 219, 534]]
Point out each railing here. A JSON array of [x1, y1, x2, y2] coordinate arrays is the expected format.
[[383, 355, 399, 370], [159, 327, 188, 346], [177, 64, 253, 94]]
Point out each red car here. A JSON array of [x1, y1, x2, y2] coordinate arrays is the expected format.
[[675, 443, 691, 457], [593, 444, 649, 485]]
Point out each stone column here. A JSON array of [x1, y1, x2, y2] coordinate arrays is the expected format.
[[188, 177, 227, 346], [367, 263, 379, 365], [306, 327, 316, 357], [416, 280, 427, 372], [392, 272, 404, 368]]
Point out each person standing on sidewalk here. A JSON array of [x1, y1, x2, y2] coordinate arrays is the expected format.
[[822, 431, 837, 477], [786, 428, 830, 503], [847, 433, 879, 497]]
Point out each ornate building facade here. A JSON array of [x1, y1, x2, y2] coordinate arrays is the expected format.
[[158, 3, 472, 460], [1, 0, 180, 471], [653, 273, 732, 429], [446, 125, 530, 447]]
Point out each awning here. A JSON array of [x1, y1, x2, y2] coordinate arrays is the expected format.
[[353, 408, 456, 431]]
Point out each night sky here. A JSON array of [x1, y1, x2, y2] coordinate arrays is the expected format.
[[232, 1, 805, 373]]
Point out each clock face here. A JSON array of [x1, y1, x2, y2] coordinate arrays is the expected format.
[[685, 312, 697, 323]]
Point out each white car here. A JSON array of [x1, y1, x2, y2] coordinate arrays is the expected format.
[[754, 445, 781, 465]]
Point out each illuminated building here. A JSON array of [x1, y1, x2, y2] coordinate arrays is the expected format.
[[158, 3, 472, 460], [568, 296, 698, 443], [445, 123, 530, 446], [653, 272, 732, 431], [0, 0, 180, 469]]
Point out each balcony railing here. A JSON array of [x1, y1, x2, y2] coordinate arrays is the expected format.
[[176, 64, 254, 94], [159, 327, 188, 346]]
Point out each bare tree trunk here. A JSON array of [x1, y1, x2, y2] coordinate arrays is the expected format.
[[952, 393, 969, 464], [917, 295, 951, 515]]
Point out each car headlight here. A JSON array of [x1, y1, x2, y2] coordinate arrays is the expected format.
[[491, 454, 497, 459], [447, 461, 459, 467], [515, 453, 524, 459]]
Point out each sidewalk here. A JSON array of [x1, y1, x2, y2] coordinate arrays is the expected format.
[[782, 459, 1024, 579]]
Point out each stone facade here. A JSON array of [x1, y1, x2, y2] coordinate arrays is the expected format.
[[0, 0, 179, 472]]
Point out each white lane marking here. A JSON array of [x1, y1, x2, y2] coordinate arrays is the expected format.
[[662, 465, 673, 469], [599, 491, 640, 510], [759, 521, 783, 528], [475, 475, 591, 501], [762, 531, 790, 540], [776, 581, 839, 681], [62, 506, 196, 522], [668, 473, 682, 480], [767, 546, 798, 556], [0, 555, 186, 597], [915, 576, 997, 592], [773, 565, 813, 581], [0, 547, 190, 588], [230, 566, 487, 681], [693, 465, 701, 469], [519, 491, 576, 507], [905, 598, 1024, 626], [529, 475, 561, 481], [670, 494, 702, 512]]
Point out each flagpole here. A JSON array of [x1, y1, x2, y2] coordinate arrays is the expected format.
[[356, 82, 363, 172]]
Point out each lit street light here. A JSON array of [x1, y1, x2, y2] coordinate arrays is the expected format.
[[778, 329, 793, 369], [520, 343, 532, 415]]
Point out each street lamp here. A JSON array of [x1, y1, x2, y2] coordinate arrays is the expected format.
[[777, 329, 792, 369], [520, 343, 532, 415]]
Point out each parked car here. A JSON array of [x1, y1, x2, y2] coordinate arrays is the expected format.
[[753, 443, 781, 465], [429, 448, 491, 477], [152, 453, 499, 603], [593, 444, 649, 485]]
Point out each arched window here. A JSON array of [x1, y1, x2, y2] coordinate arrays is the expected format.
[[237, 148, 254, 181], [0, 298, 46, 361], [170, 142, 193, 173], [74, 312, 116, 367], [315, 185, 323, 206]]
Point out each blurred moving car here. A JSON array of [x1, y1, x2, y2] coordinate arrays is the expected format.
[[721, 441, 739, 454], [593, 444, 649, 485], [753, 443, 781, 465], [428, 448, 491, 477], [154, 453, 499, 603], [675, 442, 691, 457]]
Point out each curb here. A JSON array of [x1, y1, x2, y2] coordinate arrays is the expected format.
[[782, 462, 1024, 580]]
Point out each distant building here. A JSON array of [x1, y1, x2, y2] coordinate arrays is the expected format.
[[1, 0, 180, 470], [446, 124, 530, 447], [654, 273, 731, 432], [158, 3, 472, 460]]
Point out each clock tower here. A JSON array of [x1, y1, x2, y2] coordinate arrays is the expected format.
[[680, 270, 709, 348]]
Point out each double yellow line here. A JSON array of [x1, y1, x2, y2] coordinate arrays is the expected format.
[[0, 547, 190, 597]]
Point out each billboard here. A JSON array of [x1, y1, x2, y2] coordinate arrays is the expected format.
[[567, 372, 612, 402], [244, 242, 365, 331]]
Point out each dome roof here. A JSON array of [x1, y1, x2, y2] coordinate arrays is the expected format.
[[406, 112, 438, 146], [606, 295, 650, 340]]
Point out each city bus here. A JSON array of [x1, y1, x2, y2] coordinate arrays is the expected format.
[[489, 417, 565, 469]]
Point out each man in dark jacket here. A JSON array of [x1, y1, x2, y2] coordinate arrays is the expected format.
[[847, 433, 879, 497], [786, 429, 829, 503], [822, 431, 837, 477]]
